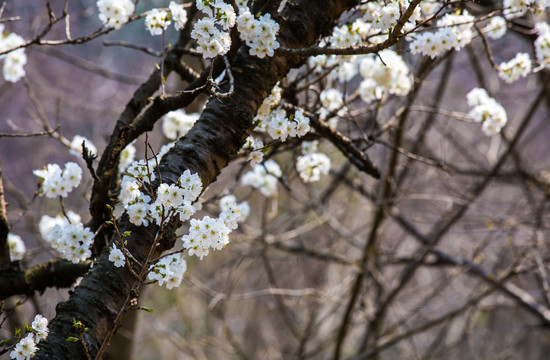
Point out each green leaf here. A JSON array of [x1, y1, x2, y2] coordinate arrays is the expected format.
[[66, 337, 79, 342], [122, 231, 132, 237], [140, 306, 154, 313]]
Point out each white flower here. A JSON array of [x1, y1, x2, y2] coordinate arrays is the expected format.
[[33, 162, 82, 198], [296, 153, 331, 182], [466, 88, 508, 136], [10, 333, 37, 360], [145, 9, 171, 36], [484, 16, 507, 39], [148, 253, 187, 289], [237, 10, 279, 58], [127, 202, 150, 226], [169, 1, 188, 30], [97, 0, 135, 29], [157, 183, 185, 209], [178, 170, 203, 202], [3, 49, 26, 83], [498, 52, 532, 83], [320, 89, 344, 111], [535, 28, 550, 69], [45, 222, 94, 264], [109, 244, 125, 268], [0, 28, 27, 82], [8, 233, 25, 261], [242, 159, 281, 196], [31, 314, 49, 342], [466, 87, 491, 107]]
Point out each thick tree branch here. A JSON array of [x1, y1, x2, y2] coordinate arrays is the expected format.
[[0, 260, 92, 300]]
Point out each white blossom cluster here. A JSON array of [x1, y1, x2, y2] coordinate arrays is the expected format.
[[144, 2, 188, 36], [43, 219, 94, 264], [252, 84, 310, 144], [371, 0, 421, 33], [33, 162, 82, 199], [191, 0, 236, 58], [498, 52, 532, 83], [96, 0, 135, 29], [466, 88, 508, 136], [241, 159, 282, 196], [10, 315, 49, 360], [237, 10, 280, 58], [147, 253, 187, 289], [146, 196, 248, 288], [296, 141, 331, 183], [0, 25, 27, 83], [39, 211, 95, 264], [161, 110, 199, 139], [264, 109, 310, 142], [358, 49, 412, 103], [483, 16, 507, 40], [145, 8, 171, 35], [409, 11, 475, 58], [503, 0, 550, 19], [70, 135, 97, 158], [8, 233, 26, 261], [535, 22, 550, 69], [119, 162, 202, 228], [243, 136, 265, 166]]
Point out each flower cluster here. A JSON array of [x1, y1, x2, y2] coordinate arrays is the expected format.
[[535, 23, 550, 69], [45, 221, 94, 264], [483, 16, 507, 40], [264, 109, 310, 142], [372, 0, 420, 33], [8, 233, 26, 261], [498, 52, 532, 83], [118, 161, 203, 230], [243, 136, 265, 166], [0, 25, 27, 83], [191, 0, 236, 58], [96, 0, 135, 29], [466, 88, 508, 136], [503, 0, 550, 19], [40, 212, 94, 264], [10, 314, 49, 360], [169, 1, 188, 30], [145, 195, 248, 289], [409, 11, 474, 58], [145, 9, 170, 35], [296, 141, 331, 183], [162, 110, 199, 139], [358, 49, 412, 103], [241, 159, 282, 196], [33, 162, 82, 199], [148, 253, 187, 289], [237, 10, 280, 58]]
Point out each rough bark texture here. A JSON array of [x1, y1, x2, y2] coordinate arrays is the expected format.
[[34, 1, 360, 358]]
